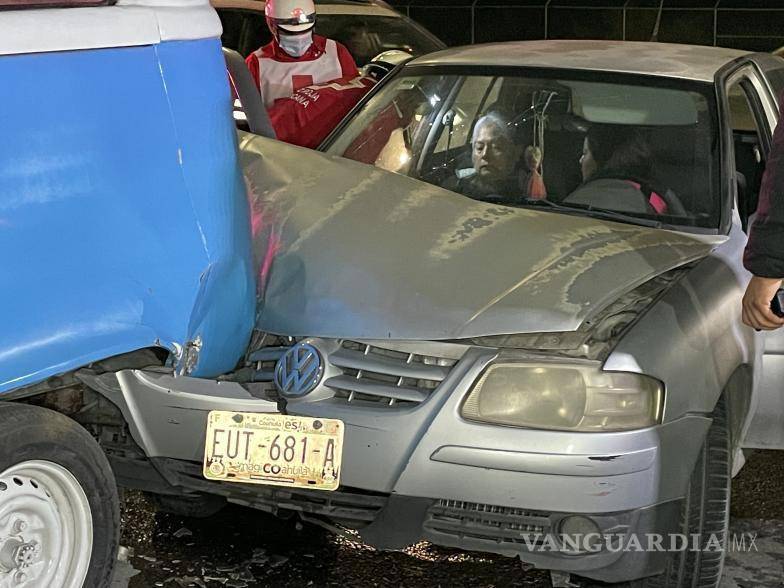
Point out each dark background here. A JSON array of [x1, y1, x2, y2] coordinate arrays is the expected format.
[[386, 0, 784, 52]]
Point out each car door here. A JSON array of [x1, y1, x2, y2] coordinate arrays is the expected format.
[[722, 59, 784, 449]]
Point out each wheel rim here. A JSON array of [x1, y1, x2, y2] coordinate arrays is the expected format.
[[0, 460, 92, 588]]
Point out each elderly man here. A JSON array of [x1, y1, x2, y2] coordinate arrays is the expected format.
[[442, 112, 523, 202]]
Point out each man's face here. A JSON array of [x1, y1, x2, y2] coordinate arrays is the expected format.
[[472, 123, 519, 183]]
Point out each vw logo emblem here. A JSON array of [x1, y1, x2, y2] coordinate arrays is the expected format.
[[274, 342, 324, 396]]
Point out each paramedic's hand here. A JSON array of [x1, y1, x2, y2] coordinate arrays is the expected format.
[[742, 276, 784, 330]]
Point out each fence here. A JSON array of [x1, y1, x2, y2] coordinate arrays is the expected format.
[[387, 0, 784, 53]]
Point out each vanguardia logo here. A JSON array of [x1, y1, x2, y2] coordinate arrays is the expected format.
[[514, 532, 759, 554]]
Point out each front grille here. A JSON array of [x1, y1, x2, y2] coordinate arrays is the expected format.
[[245, 336, 459, 408], [424, 499, 552, 547], [325, 341, 457, 407]]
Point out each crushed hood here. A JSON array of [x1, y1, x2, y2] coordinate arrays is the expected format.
[[240, 133, 717, 340]]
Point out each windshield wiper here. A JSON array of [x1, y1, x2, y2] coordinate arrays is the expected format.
[[518, 198, 664, 229]]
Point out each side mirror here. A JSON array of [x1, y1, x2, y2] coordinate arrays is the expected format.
[[222, 47, 276, 139]]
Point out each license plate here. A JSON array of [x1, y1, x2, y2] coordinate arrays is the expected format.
[[203, 411, 344, 491]]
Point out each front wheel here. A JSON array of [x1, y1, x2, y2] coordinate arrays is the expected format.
[[630, 395, 731, 588], [0, 402, 120, 588]]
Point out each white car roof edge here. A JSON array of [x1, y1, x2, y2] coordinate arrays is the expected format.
[[0, 0, 220, 56]]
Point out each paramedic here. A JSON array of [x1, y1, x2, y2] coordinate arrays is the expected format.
[[246, 0, 358, 108]]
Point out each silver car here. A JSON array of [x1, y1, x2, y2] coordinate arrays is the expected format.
[[96, 41, 784, 586]]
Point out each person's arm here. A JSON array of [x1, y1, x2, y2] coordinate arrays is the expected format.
[[269, 77, 375, 149], [335, 41, 359, 79], [742, 276, 784, 330], [266, 96, 304, 146], [742, 113, 784, 330]]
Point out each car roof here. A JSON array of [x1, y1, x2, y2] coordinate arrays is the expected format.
[[409, 40, 752, 82], [210, 0, 398, 16]]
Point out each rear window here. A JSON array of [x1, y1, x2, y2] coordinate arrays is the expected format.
[[315, 14, 443, 66], [216, 8, 443, 66]]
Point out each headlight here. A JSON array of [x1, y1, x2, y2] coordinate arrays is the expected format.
[[461, 362, 662, 432]]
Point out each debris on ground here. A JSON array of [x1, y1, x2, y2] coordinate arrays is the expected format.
[[116, 451, 784, 588]]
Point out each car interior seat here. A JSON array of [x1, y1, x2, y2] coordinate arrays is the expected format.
[[540, 124, 583, 202], [733, 131, 766, 231], [647, 125, 712, 223]]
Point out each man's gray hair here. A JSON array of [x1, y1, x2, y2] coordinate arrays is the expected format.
[[472, 112, 514, 144]]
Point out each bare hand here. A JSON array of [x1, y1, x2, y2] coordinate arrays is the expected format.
[[742, 276, 784, 330]]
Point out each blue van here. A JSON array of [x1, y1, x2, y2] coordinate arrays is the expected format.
[[0, 0, 254, 584]]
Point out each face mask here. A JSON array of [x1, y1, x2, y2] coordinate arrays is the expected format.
[[278, 31, 313, 58]]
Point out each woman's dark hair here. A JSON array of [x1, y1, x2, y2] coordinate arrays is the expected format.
[[586, 124, 653, 181]]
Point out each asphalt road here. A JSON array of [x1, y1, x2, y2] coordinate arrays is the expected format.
[[115, 450, 784, 588]]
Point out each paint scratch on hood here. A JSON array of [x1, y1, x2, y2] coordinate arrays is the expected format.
[[429, 205, 527, 261], [386, 183, 448, 223], [461, 223, 710, 330]]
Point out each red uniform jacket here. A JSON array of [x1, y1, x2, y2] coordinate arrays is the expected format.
[[245, 34, 358, 107], [267, 76, 376, 149]]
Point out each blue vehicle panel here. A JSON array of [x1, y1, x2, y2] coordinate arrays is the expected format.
[[0, 39, 255, 393]]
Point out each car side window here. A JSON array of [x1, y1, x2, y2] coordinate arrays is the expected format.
[[761, 66, 784, 112], [725, 70, 774, 232], [315, 15, 380, 67], [748, 53, 784, 114]]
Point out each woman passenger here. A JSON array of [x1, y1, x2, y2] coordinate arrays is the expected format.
[[565, 124, 668, 214]]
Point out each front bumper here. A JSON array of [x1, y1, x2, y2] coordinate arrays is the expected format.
[[92, 361, 711, 583], [147, 457, 683, 583]]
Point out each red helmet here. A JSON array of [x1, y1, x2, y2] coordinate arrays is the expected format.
[[265, 0, 316, 38]]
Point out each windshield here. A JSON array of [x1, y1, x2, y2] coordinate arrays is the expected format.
[[326, 68, 720, 230], [315, 15, 443, 66]]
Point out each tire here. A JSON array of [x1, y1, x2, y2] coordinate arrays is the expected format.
[[148, 491, 226, 518], [629, 396, 731, 588], [0, 402, 120, 588]]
